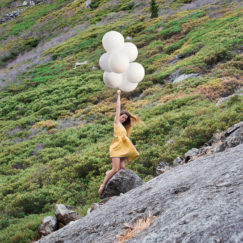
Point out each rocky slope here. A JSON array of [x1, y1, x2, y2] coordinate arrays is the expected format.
[[36, 143, 243, 243], [1, 0, 243, 242]]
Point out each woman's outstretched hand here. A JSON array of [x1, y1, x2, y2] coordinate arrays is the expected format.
[[117, 90, 121, 95]]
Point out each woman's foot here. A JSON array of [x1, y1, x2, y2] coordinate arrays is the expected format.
[[105, 170, 111, 176], [98, 184, 105, 196]]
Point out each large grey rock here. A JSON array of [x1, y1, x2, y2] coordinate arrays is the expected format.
[[36, 144, 243, 243], [101, 169, 143, 199], [38, 216, 57, 236]]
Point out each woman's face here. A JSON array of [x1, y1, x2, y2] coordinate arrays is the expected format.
[[120, 114, 128, 123]]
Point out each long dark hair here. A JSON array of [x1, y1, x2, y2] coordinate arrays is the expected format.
[[120, 110, 145, 136]]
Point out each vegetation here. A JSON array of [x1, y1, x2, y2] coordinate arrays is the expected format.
[[150, 0, 159, 18], [0, 0, 242, 242]]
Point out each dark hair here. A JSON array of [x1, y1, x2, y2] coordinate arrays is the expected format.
[[120, 110, 145, 136]]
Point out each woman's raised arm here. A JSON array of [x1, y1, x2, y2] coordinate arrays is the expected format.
[[114, 90, 121, 124]]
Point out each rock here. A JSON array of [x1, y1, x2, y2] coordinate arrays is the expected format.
[[224, 123, 243, 148], [156, 162, 171, 175], [55, 204, 81, 225], [173, 73, 200, 83], [173, 156, 185, 166], [23, 0, 44, 6], [74, 61, 88, 68], [184, 148, 199, 162], [213, 122, 243, 153], [126, 36, 133, 40], [213, 142, 226, 153], [85, 0, 92, 8], [167, 69, 201, 84], [36, 144, 243, 243], [22, 1, 28, 6], [198, 146, 212, 155], [224, 121, 243, 138], [0, 8, 26, 24], [169, 55, 182, 65], [38, 216, 57, 236], [87, 196, 117, 214], [101, 169, 143, 199]]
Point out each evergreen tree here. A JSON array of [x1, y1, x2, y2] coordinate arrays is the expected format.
[[150, 0, 159, 18]]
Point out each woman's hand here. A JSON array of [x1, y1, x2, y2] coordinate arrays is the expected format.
[[117, 90, 121, 96]]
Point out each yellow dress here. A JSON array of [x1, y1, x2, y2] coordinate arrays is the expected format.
[[109, 122, 139, 162]]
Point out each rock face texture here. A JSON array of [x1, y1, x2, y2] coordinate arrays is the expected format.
[[55, 204, 81, 226], [38, 216, 57, 236], [101, 169, 144, 199], [36, 144, 243, 243]]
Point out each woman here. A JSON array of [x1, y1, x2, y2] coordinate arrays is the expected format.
[[98, 89, 144, 196]]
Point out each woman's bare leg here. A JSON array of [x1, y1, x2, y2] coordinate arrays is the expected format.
[[106, 157, 126, 175], [99, 157, 120, 195], [120, 157, 126, 169]]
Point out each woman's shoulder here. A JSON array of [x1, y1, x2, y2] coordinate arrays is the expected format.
[[114, 121, 122, 127]]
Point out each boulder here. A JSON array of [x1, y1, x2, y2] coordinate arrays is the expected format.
[[55, 204, 81, 225], [101, 169, 143, 199], [38, 216, 57, 236], [36, 144, 243, 243], [184, 148, 199, 162], [173, 156, 185, 166]]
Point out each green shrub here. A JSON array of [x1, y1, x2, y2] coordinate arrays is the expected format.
[[150, 0, 159, 19]]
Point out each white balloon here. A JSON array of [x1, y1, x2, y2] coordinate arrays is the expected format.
[[99, 53, 111, 72], [108, 52, 129, 73], [121, 42, 138, 62], [119, 74, 138, 92], [125, 62, 145, 83], [103, 72, 122, 89], [102, 31, 124, 53]]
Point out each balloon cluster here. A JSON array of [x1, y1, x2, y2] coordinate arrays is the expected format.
[[99, 31, 145, 92]]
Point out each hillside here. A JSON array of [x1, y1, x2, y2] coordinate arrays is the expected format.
[[0, 0, 243, 242]]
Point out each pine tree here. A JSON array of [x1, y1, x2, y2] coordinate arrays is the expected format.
[[150, 0, 159, 18]]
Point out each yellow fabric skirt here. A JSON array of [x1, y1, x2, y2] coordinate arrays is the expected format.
[[109, 123, 139, 162]]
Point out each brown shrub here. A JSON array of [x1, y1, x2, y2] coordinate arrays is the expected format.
[[117, 211, 157, 243], [196, 77, 242, 101]]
